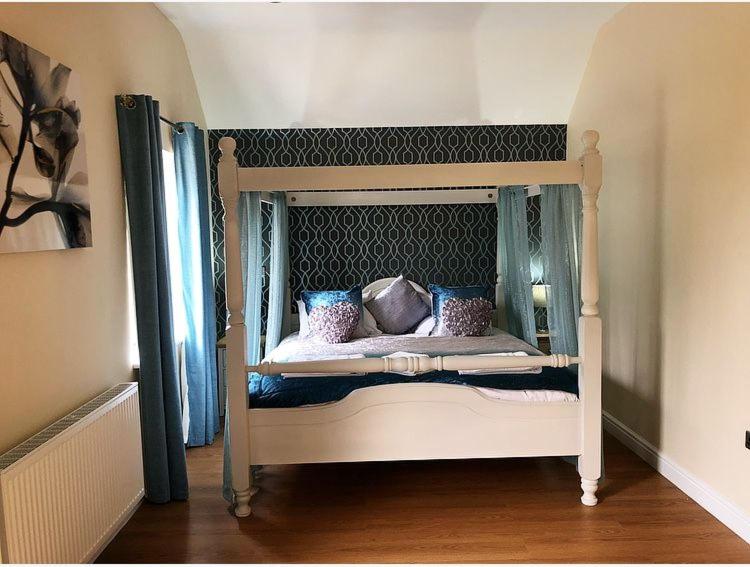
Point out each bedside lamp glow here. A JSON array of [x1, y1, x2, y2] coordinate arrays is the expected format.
[[532, 284, 549, 308]]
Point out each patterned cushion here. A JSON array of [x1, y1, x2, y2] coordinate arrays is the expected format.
[[440, 297, 493, 337], [366, 275, 430, 335], [298, 298, 380, 339], [429, 284, 494, 337], [307, 301, 361, 344], [301, 286, 365, 342]]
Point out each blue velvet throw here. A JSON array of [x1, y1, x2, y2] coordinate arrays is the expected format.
[[250, 367, 577, 409]]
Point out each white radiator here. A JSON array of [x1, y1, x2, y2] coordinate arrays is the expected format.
[[0, 383, 144, 563]]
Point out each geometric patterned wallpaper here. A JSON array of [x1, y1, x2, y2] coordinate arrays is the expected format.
[[289, 203, 497, 301], [208, 125, 566, 338]]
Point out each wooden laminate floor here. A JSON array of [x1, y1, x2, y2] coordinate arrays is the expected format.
[[98, 432, 750, 563]]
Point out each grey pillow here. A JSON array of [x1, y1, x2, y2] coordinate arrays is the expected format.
[[366, 275, 430, 335]]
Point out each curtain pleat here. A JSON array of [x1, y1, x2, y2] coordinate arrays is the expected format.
[[541, 184, 582, 356], [264, 192, 290, 356], [173, 122, 220, 447], [223, 191, 263, 502], [498, 186, 538, 347], [115, 95, 188, 503]]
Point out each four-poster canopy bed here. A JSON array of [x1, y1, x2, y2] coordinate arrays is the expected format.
[[217, 130, 603, 518]]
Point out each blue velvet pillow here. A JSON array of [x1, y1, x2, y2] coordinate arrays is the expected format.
[[301, 286, 363, 312], [429, 284, 494, 337], [301, 286, 364, 343]]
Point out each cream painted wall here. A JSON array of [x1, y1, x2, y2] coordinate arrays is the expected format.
[[0, 3, 205, 453], [568, 3, 750, 514]]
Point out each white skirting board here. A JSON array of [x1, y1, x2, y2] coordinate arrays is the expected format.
[[603, 411, 750, 544]]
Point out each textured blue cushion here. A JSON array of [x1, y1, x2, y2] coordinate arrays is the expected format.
[[429, 284, 494, 337]]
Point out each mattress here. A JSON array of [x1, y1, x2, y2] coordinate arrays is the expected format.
[[250, 329, 578, 409]]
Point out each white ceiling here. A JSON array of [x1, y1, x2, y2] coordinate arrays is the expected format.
[[158, 2, 622, 129]]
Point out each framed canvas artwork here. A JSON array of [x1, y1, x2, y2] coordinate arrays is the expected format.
[[0, 30, 91, 253]]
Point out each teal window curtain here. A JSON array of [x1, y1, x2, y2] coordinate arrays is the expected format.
[[541, 184, 583, 356], [115, 95, 188, 503], [498, 186, 538, 347], [173, 122, 220, 447], [264, 192, 290, 356], [223, 191, 263, 502]]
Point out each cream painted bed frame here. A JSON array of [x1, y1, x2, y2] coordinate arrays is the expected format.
[[218, 131, 603, 517]]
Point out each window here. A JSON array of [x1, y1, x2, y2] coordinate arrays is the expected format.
[[162, 149, 188, 346]]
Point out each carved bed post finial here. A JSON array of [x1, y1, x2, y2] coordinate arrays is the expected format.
[[579, 130, 602, 318], [581, 129, 600, 157], [219, 135, 237, 160], [218, 136, 254, 517]]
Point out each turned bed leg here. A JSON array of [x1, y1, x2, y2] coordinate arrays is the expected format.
[[580, 478, 599, 506], [234, 487, 254, 517]]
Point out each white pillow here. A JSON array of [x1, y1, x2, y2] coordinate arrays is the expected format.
[[412, 315, 436, 337], [297, 299, 381, 338], [297, 299, 310, 337]]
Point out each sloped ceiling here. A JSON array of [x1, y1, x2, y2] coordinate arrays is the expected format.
[[158, 2, 622, 129]]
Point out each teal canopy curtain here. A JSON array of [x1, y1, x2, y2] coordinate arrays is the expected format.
[[115, 95, 188, 503], [264, 192, 290, 356], [223, 191, 263, 502], [498, 186, 538, 347], [173, 122, 220, 447], [541, 184, 583, 356]]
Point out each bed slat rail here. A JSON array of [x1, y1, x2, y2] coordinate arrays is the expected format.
[[248, 353, 579, 376]]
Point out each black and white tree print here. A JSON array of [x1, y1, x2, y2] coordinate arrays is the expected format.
[[0, 31, 91, 253]]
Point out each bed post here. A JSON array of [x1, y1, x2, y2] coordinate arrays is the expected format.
[[218, 136, 254, 517], [578, 130, 602, 506]]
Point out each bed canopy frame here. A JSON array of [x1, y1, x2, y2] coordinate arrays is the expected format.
[[218, 130, 603, 518]]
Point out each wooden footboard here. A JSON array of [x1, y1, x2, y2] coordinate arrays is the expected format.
[[248, 383, 580, 465]]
